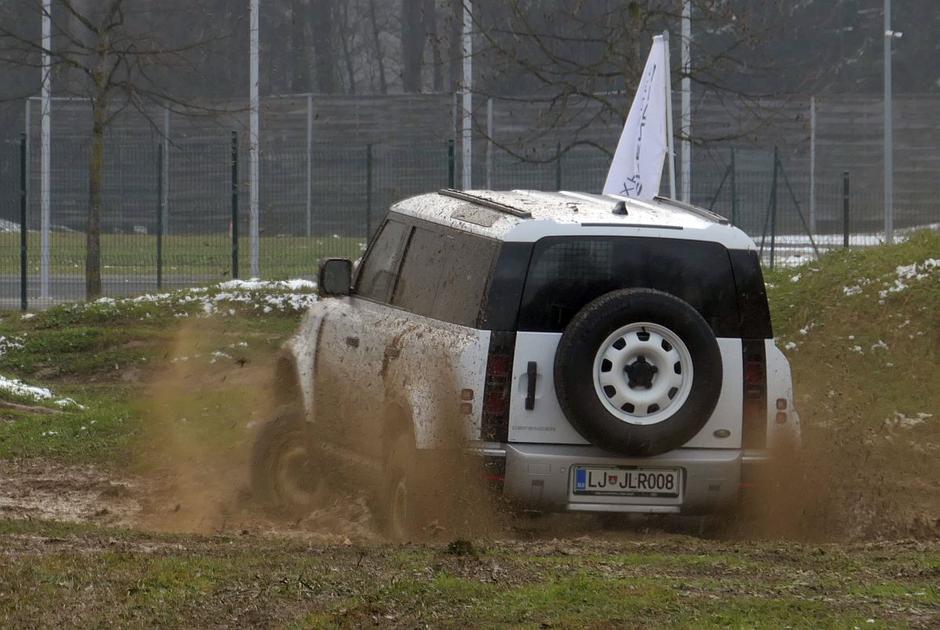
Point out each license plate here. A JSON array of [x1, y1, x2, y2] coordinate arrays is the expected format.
[[572, 466, 681, 498]]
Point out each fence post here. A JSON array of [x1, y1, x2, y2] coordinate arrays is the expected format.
[[19, 133, 28, 312], [162, 107, 170, 236], [448, 139, 455, 188], [231, 131, 239, 280], [156, 142, 164, 290], [365, 143, 373, 241], [486, 97, 494, 189], [769, 147, 779, 269], [306, 93, 313, 238], [843, 171, 850, 249], [555, 143, 562, 191], [730, 147, 737, 227]]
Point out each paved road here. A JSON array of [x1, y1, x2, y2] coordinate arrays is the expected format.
[[0, 274, 220, 310]]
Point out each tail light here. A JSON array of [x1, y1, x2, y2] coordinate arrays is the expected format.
[[742, 340, 767, 449], [481, 332, 516, 442]]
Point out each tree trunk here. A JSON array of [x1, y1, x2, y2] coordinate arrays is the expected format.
[[290, 0, 311, 93], [447, 0, 462, 92], [428, 0, 443, 92], [367, 0, 388, 94], [401, 0, 426, 93], [86, 95, 106, 300], [339, 0, 356, 94], [310, 0, 338, 93]]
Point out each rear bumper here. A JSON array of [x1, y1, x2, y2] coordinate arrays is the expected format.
[[498, 443, 750, 514]]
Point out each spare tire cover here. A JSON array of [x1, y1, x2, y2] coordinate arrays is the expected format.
[[553, 288, 723, 456]]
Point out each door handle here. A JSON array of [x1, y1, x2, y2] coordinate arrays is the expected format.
[[345, 336, 359, 348], [525, 361, 537, 410]]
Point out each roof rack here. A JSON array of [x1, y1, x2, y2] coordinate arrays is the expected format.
[[653, 196, 729, 225], [439, 188, 532, 219]]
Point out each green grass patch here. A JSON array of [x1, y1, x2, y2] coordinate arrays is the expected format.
[[0, 232, 364, 278], [763, 229, 940, 440], [0, 282, 310, 464], [0, 521, 937, 628]]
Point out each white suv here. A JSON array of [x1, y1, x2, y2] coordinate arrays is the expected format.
[[251, 189, 800, 536]]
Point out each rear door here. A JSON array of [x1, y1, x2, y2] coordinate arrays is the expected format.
[[315, 216, 496, 460], [383, 224, 496, 448], [507, 236, 745, 450]]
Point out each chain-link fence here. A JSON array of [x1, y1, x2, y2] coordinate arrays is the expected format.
[[2, 115, 939, 308]]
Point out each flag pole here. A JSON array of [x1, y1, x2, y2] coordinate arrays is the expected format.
[[661, 30, 677, 199]]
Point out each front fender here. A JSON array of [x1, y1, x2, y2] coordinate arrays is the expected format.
[[278, 306, 326, 423]]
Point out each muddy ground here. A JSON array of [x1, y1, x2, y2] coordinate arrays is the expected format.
[[0, 457, 938, 628]]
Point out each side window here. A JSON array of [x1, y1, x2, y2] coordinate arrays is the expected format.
[[435, 233, 499, 326], [390, 226, 498, 327], [392, 227, 447, 315], [355, 219, 410, 303]]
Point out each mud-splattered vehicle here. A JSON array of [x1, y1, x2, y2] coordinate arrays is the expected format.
[[251, 189, 800, 538]]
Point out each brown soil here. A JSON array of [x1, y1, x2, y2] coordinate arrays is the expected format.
[[0, 458, 143, 528]]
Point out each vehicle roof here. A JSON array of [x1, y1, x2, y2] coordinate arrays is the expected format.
[[391, 190, 756, 250]]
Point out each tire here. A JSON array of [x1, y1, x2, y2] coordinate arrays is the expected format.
[[554, 288, 722, 456], [380, 431, 423, 541], [250, 406, 324, 518]]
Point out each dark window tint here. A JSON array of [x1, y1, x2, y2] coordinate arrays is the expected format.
[[518, 237, 740, 336], [479, 242, 534, 331], [436, 233, 499, 326], [391, 226, 498, 326], [392, 227, 448, 314], [355, 219, 410, 303], [729, 250, 773, 339]]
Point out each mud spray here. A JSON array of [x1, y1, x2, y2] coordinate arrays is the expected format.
[[726, 412, 939, 541], [127, 320, 937, 543], [131, 320, 504, 542]]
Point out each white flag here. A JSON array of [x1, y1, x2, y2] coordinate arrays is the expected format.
[[603, 35, 670, 200]]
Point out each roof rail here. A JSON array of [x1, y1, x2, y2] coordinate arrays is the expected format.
[[653, 196, 729, 225], [439, 188, 532, 219]]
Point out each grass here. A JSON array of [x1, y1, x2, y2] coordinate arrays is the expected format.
[[0, 232, 939, 627], [764, 229, 939, 446], [0, 232, 365, 278], [760, 230, 940, 537], [0, 283, 307, 464], [0, 520, 936, 627]]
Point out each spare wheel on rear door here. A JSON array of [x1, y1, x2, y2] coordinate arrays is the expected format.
[[554, 288, 722, 456]]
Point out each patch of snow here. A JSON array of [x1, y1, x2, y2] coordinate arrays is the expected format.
[[209, 351, 232, 364], [789, 273, 801, 283], [884, 412, 933, 430], [0, 374, 53, 400], [842, 285, 863, 296], [0, 375, 80, 408], [851, 345, 863, 353], [0, 335, 25, 358], [870, 340, 888, 351], [878, 259, 940, 298], [784, 341, 797, 351]]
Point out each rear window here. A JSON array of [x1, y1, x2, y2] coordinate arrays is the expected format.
[[517, 237, 742, 337]]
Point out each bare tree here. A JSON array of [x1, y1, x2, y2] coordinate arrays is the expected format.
[[470, 0, 780, 159], [366, 0, 389, 94], [289, 0, 311, 92], [0, 0, 228, 298], [309, 0, 339, 93], [402, 0, 437, 92]]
